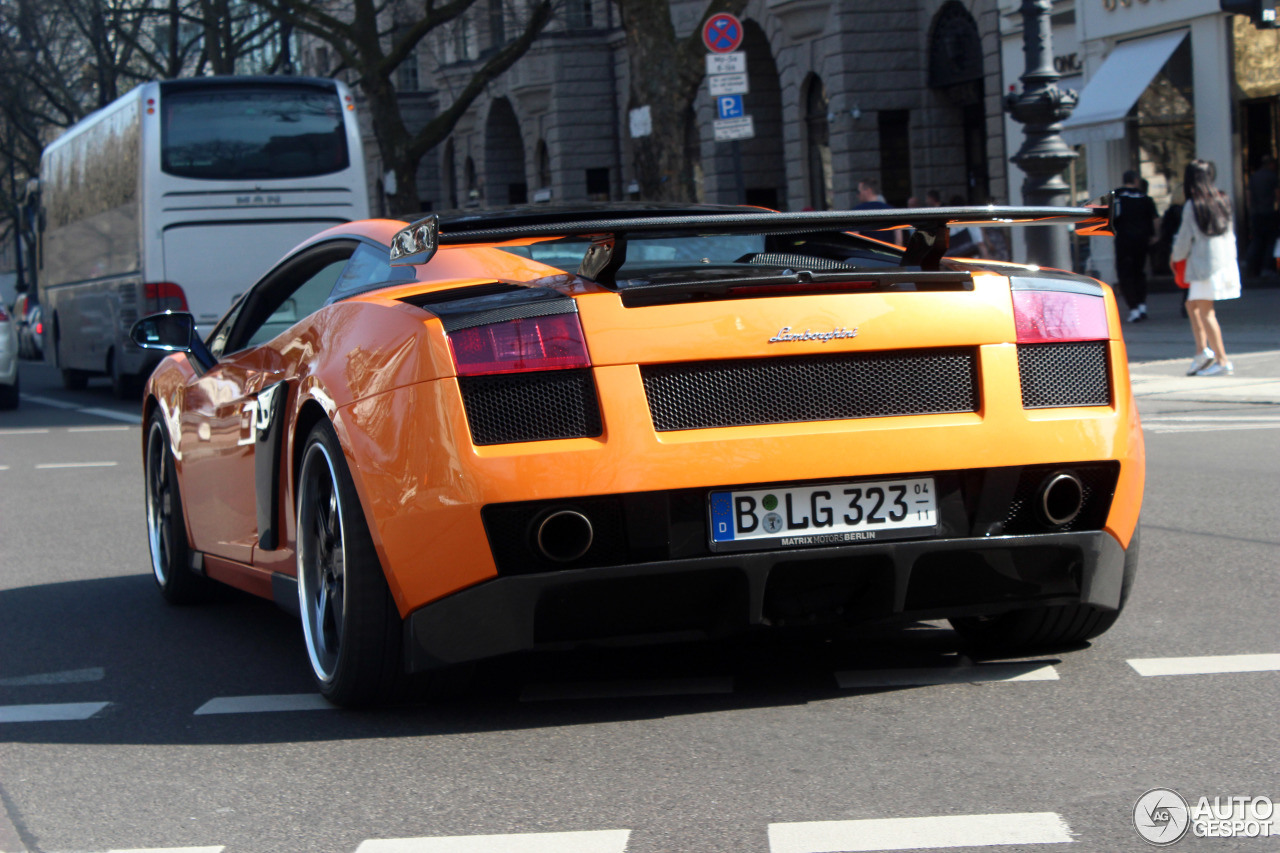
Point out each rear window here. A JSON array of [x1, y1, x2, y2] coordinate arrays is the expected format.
[[161, 86, 349, 180]]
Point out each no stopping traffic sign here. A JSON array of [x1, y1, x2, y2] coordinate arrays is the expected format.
[[703, 13, 744, 53]]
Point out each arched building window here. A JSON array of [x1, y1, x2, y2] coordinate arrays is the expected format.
[[684, 107, 704, 203], [444, 139, 458, 209], [805, 76, 833, 211], [928, 1, 989, 203], [465, 155, 478, 204], [535, 139, 552, 202]]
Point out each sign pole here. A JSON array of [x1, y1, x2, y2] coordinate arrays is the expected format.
[[703, 12, 752, 203]]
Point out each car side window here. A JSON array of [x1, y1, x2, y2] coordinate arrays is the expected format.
[[242, 260, 348, 349], [222, 242, 357, 354], [328, 242, 415, 301]]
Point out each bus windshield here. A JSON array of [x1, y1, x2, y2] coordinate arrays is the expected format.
[[161, 86, 349, 180]]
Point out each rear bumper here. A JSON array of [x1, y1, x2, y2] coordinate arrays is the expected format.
[[404, 528, 1127, 671]]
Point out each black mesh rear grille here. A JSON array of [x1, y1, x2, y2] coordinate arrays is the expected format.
[[1018, 342, 1111, 408], [641, 348, 978, 431], [459, 369, 602, 445]]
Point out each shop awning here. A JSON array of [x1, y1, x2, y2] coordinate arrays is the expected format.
[[1060, 30, 1187, 145]]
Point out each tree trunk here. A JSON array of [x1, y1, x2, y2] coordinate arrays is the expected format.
[[617, 0, 748, 202]]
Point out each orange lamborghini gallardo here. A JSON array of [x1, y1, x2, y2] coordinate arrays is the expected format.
[[133, 204, 1142, 706]]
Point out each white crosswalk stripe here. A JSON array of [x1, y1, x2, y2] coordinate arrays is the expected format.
[[0, 701, 110, 723], [193, 693, 334, 715], [1127, 653, 1280, 677], [835, 661, 1059, 689], [355, 829, 631, 853], [767, 812, 1075, 852]]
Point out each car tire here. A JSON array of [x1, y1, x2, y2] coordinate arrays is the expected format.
[[145, 411, 215, 604], [296, 419, 411, 707], [950, 527, 1140, 650], [0, 372, 18, 410]]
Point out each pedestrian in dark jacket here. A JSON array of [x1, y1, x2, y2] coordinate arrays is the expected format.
[[1112, 170, 1159, 322]]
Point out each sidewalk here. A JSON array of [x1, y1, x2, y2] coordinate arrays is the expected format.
[[1120, 280, 1280, 404]]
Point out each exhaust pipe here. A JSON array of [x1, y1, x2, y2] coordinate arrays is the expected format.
[[535, 510, 594, 562], [1038, 472, 1085, 526]]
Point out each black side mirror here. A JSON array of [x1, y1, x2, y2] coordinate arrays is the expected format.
[[132, 311, 196, 350], [131, 312, 216, 371]]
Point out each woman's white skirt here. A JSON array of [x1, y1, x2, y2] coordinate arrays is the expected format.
[[1187, 266, 1241, 301]]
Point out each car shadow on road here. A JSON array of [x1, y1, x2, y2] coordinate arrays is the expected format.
[[0, 573, 1082, 747]]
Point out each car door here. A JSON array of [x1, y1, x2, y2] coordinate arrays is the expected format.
[[178, 241, 356, 565]]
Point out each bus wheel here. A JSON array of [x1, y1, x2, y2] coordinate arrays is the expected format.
[[109, 349, 139, 400], [61, 368, 88, 391], [55, 326, 89, 390]]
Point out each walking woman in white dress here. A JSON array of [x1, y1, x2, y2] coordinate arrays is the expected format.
[[1171, 159, 1241, 376]]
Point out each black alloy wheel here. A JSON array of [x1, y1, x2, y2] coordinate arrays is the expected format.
[[296, 419, 409, 707], [145, 411, 213, 604]]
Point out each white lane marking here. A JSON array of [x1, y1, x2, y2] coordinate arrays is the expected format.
[[768, 812, 1075, 852], [18, 393, 79, 409], [0, 465, 8, 471], [81, 406, 144, 424], [69, 425, 134, 433], [193, 693, 334, 715], [19, 393, 142, 425], [520, 676, 734, 702], [0, 428, 51, 435], [35, 461, 119, 469], [105, 847, 226, 852], [0, 701, 110, 723], [1128, 653, 1280, 677], [835, 662, 1059, 689], [356, 829, 631, 853], [0, 666, 105, 686]]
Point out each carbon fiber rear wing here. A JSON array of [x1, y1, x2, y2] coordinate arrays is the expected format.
[[388, 201, 1115, 282]]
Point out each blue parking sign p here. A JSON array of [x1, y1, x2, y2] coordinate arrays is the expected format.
[[716, 95, 744, 120]]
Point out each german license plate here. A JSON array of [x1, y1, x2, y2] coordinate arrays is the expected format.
[[709, 477, 937, 550]]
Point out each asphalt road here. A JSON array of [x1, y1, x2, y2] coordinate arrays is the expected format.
[[2, 317, 1278, 852]]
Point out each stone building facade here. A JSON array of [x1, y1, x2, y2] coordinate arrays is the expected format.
[[308, 0, 1012, 215]]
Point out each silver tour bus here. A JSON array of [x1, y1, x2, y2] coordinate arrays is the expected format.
[[38, 76, 370, 395]]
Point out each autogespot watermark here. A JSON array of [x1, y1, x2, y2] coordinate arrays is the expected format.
[[1134, 788, 1276, 845]]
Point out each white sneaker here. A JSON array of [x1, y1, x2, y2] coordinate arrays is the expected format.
[[1196, 361, 1234, 377], [1186, 348, 1214, 375], [1126, 308, 1142, 323]]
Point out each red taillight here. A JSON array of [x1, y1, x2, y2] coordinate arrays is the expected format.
[[145, 282, 188, 314], [448, 313, 591, 376], [1011, 289, 1109, 343], [34, 320, 43, 335]]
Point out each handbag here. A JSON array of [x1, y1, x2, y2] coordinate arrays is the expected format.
[[1172, 258, 1189, 289]]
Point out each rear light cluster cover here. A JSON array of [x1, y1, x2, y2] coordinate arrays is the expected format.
[[1011, 289, 1108, 344], [448, 313, 591, 376], [145, 281, 189, 314]]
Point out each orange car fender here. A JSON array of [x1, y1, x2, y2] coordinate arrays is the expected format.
[[1105, 345, 1145, 550]]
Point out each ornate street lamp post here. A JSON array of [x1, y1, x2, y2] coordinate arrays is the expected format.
[[1005, 0, 1078, 271]]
